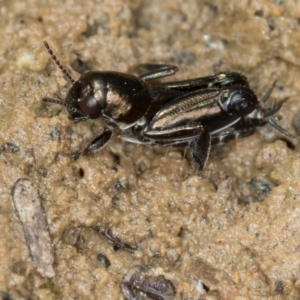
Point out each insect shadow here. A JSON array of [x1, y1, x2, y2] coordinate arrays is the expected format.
[[43, 41, 293, 183]]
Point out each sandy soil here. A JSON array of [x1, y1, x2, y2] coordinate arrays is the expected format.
[[1, 0, 300, 299]]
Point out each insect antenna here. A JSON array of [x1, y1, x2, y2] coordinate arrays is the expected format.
[[43, 97, 69, 108], [43, 97, 80, 115], [43, 41, 76, 85]]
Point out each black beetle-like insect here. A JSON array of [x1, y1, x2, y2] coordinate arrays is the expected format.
[[43, 41, 293, 175]]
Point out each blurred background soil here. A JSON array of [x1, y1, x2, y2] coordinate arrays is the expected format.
[[1, 0, 300, 299]]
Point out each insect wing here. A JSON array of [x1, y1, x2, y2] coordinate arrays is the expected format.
[[148, 88, 223, 130]]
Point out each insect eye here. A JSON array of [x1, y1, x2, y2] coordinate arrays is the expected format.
[[221, 89, 257, 116], [79, 95, 102, 116]]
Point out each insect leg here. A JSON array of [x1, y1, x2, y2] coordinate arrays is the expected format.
[[159, 71, 249, 92], [192, 130, 211, 174], [139, 64, 178, 81], [73, 130, 112, 159], [192, 130, 217, 189], [144, 122, 204, 140], [210, 118, 256, 146], [84, 130, 113, 153]]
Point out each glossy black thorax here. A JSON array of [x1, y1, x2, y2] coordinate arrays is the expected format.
[[66, 71, 153, 125]]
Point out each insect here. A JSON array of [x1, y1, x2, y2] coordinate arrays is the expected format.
[[43, 41, 293, 176]]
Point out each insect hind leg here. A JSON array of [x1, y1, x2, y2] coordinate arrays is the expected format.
[[192, 130, 218, 189], [192, 130, 211, 173], [211, 118, 256, 146]]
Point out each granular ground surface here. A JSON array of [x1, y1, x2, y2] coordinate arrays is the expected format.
[[1, 1, 300, 299]]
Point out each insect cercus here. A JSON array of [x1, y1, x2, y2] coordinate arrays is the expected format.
[[43, 41, 293, 175]]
